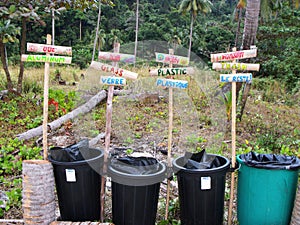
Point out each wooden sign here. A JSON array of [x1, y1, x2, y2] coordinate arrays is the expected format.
[[213, 62, 260, 71], [21, 37, 72, 160], [210, 49, 257, 62], [27, 43, 72, 56], [21, 54, 72, 64], [220, 73, 252, 82], [90, 61, 138, 80], [100, 76, 126, 86], [156, 78, 188, 89], [150, 67, 195, 76], [155, 52, 189, 66], [98, 52, 135, 63]]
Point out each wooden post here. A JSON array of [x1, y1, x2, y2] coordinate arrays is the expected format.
[[211, 47, 258, 225], [100, 42, 120, 222], [42, 34, 51, 160], [165, 48, 174, 221], [228, 47, 237, 225]]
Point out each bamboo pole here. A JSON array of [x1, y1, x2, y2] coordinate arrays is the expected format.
[[228, 47, 237, 225], [100, 42, 120, 222], [165, 48, 174, 221], [42, 34, 51, 160]]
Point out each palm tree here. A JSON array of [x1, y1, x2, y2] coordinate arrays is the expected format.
[[97, 29, 106, 52], [107, 29, 122, 47], [179, 0, 213, 60]]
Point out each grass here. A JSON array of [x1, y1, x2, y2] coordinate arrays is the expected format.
[[0, 65, 299, 222]]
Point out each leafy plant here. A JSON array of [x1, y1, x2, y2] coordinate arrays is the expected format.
[[220, 91, 232, 122], [48, 89, 78, 118]]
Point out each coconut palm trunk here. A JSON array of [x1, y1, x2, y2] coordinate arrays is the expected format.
[[92, 1, 102, 62], [188, 14, 194, 61], [134, 0, 139, 66], [237, 0, 261, 121], [242, 0, 261, 50]]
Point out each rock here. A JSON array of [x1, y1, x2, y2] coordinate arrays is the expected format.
[[0, 190, 8, 208]]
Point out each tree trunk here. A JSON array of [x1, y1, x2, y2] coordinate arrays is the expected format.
[[17, 17, 27, 94], [80, 19, 82, 41], [22, 160, 55, 225], [242, 0, 261, 50], [0, 40, 13, 91], [290, 183, 300, 225], [235, 8, 243, 48], [238, 0, 261, 121], [92, 1, 102, 62], [188, 14, 194, 60], [16, 90, 107, 141], [134, 0, 139, 66]]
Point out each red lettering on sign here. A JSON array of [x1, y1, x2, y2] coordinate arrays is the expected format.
[[43, 46, 56, 53], [110, 55, 121, 61]]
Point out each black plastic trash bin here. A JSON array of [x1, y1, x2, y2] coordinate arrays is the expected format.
[[108, 156, 166, 225], [49, 141, 103, 222], [173, 151, 230, 225]]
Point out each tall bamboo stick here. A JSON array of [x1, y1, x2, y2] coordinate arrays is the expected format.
[[165, 48, 174, 221], [42, 34, 51, 160], [100, 42, 120, 222], [228, 47, 237, 225]]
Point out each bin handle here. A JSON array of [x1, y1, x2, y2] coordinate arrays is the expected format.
[[228, 161, 239, 172]]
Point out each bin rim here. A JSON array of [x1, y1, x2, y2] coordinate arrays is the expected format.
[[108, 161, 166, 186], [236, 153, 300, 171], [48, 148, 103, 166], [173, 154, 230, 174]]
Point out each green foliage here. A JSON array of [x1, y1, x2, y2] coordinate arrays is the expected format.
[[257, 7, 300, 93], [0, 138, 42, 216], [186, 134, 207, 152], [72, 44, 93, 69], [219, 91, 232, 121], [48, 88, 78, 117], [22, 79, 43, 94]]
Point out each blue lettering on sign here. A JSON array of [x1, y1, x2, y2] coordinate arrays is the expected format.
[[220, 74, 252, 83], [101, 76, 126, 86], [156, 78, 188, 89]]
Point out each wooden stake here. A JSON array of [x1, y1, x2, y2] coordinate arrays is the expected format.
[[42, 34, 51, 160], [228, 47, 237, 225], [100, 42, 120, 222], [165, 48, 174, 221]]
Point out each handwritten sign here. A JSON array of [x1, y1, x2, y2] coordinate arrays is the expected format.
[[150, 67, 195, 76], [211, 49, 257, 62], [155, 52, 189, 66], [156, 78, 188, 89], [21, 54, 72, 64], [213, 63, 260, 71], [27, 43, 72, 56], [98, 52, 135, 63], [220, 73, 252, 82], [100, 76, 126, 86], [90, 61, 138, 80]]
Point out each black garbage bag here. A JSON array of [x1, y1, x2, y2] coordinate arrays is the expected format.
[[49, 139, 89, 162], [239, 151, 300, 170], [110, 156, 160, 175], [183, 150, 222, 169]]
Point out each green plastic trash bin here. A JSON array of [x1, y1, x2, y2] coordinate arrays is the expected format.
[[237, 152, 300, 225]]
